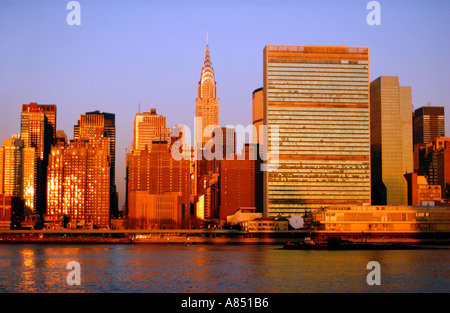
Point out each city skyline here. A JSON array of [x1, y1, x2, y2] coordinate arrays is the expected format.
[[1, 0, 449, 209]]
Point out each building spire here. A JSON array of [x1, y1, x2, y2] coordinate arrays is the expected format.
[[205, 32, 210, 63]]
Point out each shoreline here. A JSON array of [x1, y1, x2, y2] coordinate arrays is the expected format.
[[1, 230, 449, 248]]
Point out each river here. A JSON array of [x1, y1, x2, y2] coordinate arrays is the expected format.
[[0, 244, 448, 293]]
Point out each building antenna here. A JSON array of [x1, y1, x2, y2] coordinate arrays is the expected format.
[[138, 99, 141, 113]]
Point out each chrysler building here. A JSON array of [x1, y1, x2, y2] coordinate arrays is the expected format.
[[195, 34, 219, 146]]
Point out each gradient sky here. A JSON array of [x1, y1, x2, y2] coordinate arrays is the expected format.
[[0, 0, 449, 209]]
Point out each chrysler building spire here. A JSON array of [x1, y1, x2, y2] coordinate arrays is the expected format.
[[196, 34, 219, 145]]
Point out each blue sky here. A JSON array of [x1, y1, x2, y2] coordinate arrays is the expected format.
[[0, 0, 449, 209]]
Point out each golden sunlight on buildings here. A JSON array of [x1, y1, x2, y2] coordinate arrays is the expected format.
[[315, 205, 450, 232]]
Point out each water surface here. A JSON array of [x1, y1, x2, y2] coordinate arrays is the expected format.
[[0, 244, 448, 293]]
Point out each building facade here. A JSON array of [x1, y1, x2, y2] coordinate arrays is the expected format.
[[415, 137, 450, 199], [0, 146, 3, 195], [413, 106, 445, 146], [127, 142, 191, 225], [252, 87, 264, 144], [74, 111, 118, 217], [127, 191, 183, 229], [0, 194, 24, 230], [47, 138, 110, 229], [370, 76, 413, 205], [404, 172, 441, 206], [21, 103, 56, 146], [20, 103, 56, 214], [133, 108, 171, 152], [0, 136, 35, 213], [1, 136, 24, 198], [263, 45, 371, 218], [316, 205, 450, 232], [219, 147, 256, 221]]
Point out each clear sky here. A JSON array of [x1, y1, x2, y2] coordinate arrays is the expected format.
[[0, 0, 449, 210]]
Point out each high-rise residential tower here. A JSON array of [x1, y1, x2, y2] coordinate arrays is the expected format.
[[74, 111, 118, 217], [47, 138, 111, 229], [263, 45, 371, 218], [370, 76, 413, 205], [196, 36, 219, 146]]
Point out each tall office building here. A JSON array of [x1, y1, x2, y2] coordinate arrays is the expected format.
[[47, 138, 110, 229], [252, 87, 264, 144], [413, 106, 445, 146], [370, 76, 413, 205], [133, 108, 171, 152], [20, 103, 55, 214], [74, 111, 118, 217], [196, 37, 219, 146], [263, 45, 371, 218]]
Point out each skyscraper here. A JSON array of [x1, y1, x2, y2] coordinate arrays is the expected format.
[[0, 136, 35, 212], [252, 87, 263, 144], [1, 136, 23, 198], [370, 76, 413, 205], [21, 103, 56, 146], [196, 36, 219, 146], [47, 138, 110, 229], [74, 111, 118, 217], [133, 108, 171, 152], [22, 147, 36, 211], [263, 45, 371, 218], [20, 103, 55, 214], [413, 106, 445, 146]]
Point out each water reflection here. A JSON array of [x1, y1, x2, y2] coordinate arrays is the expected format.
[[0, 245, 448, 293], [19, 249, 36, 292]]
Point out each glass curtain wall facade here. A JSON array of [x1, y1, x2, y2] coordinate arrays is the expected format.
[[263, 45, 371, 218]]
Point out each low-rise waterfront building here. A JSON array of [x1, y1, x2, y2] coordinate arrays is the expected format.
[[239, 217, 289, 232], [226, 207, 262, 227], [315, 205, 450, 232], [0, 194, 24, 229], [404, 173, 441, 206]]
